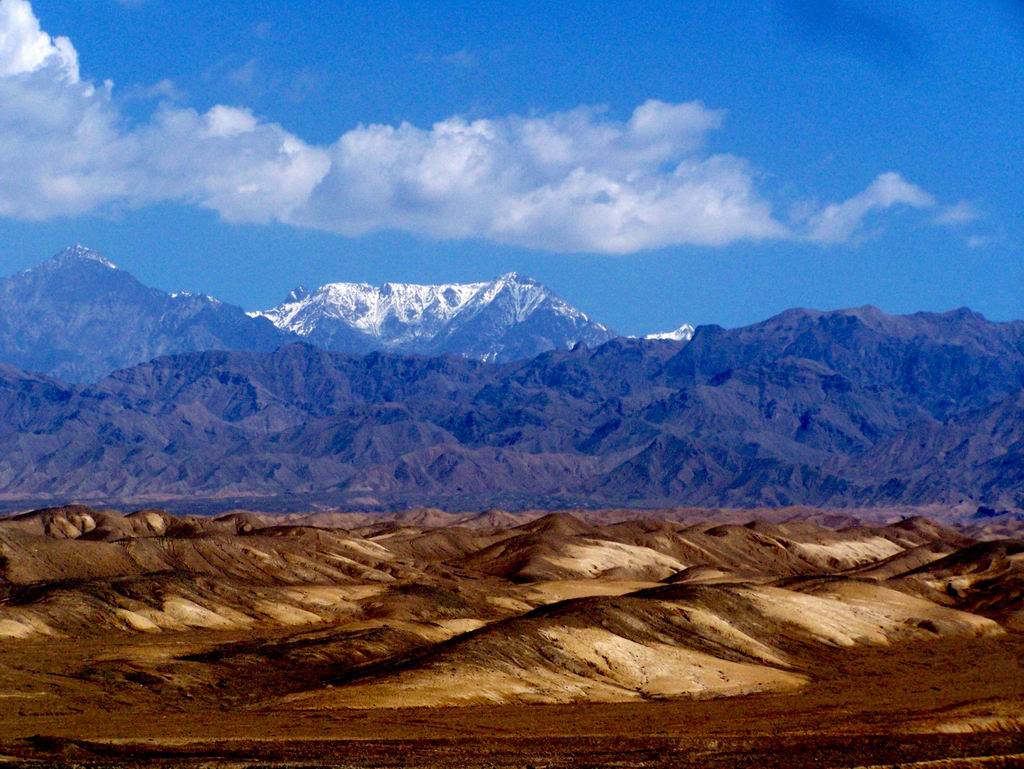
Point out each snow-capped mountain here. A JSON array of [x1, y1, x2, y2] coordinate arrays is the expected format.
[[0, 247, 620, 380], [46, 243, 119, 271], [252, 272, 617, 362], [645, 323, 696, 342], [0, 246, 291, 382]]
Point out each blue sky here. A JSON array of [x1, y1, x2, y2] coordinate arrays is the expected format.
[[0, 0, 1020, 334]]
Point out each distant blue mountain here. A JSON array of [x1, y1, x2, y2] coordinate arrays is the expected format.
[[0, 246, 618, 381], [0, 246, 291, 382], [0, 304, 1020, 510]]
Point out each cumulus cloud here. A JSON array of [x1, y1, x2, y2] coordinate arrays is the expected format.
[[0, 0, 952, 253], [0, 69, 123, 218], [803, 172, 935, 243], [0, 56, 328, 221], [297, 103, 787, 251], [0, 0, 77, 80]]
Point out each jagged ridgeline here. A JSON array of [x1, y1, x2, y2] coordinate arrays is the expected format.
[[0, 268, 1021, 508], [0, 246, 617, 382], [250, 271, 616, 362]]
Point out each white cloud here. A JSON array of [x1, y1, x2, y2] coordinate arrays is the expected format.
[[226, 57, 258, 88], [933, 199, 981, 226], [297, 103, 786, 252], [123, 77, 185, 102], [0, 69, 124, 218], [803, 172, 935, 243], [0, 0, 76, 80], [0, 0, 955, 254], [966, 234, 996, 249], [203, 105, 259, 138], [0, 52, 328, 221]]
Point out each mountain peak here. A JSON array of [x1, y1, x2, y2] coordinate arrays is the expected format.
[[253, 272, 617, 362], [46, 244, 119, 271], [1, 246, 292, 382], [496, 270, 532, 284], [645, 323, 695, 342]]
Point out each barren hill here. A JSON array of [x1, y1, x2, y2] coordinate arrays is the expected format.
[[1, 504, 1023, 766]]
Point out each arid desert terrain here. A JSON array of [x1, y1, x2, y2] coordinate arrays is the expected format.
[[0, 504, 1022, 768]]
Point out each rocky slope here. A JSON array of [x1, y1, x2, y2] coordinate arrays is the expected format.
[[0, 304, 1020, 509]]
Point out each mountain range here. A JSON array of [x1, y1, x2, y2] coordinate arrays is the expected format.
[[0, 300, 1020, 511], [0, 247, 620, 381], [251, 272, 615, 362]]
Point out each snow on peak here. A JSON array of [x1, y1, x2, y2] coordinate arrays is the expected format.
[[254, 279, 469, 340], [252, 273, 595, 349], [495, 271, 532, 284], [170, 290, 222, 304], [48, 244, 118, 270], [645, 323, 695, 342]]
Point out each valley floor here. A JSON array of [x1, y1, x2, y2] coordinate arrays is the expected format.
[[1, 631, 1022, 767]]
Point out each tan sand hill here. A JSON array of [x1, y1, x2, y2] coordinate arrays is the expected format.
[[888, 540, 1024, 630], [1, 504, 1023, 767], [287, 580, 999, 709]]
